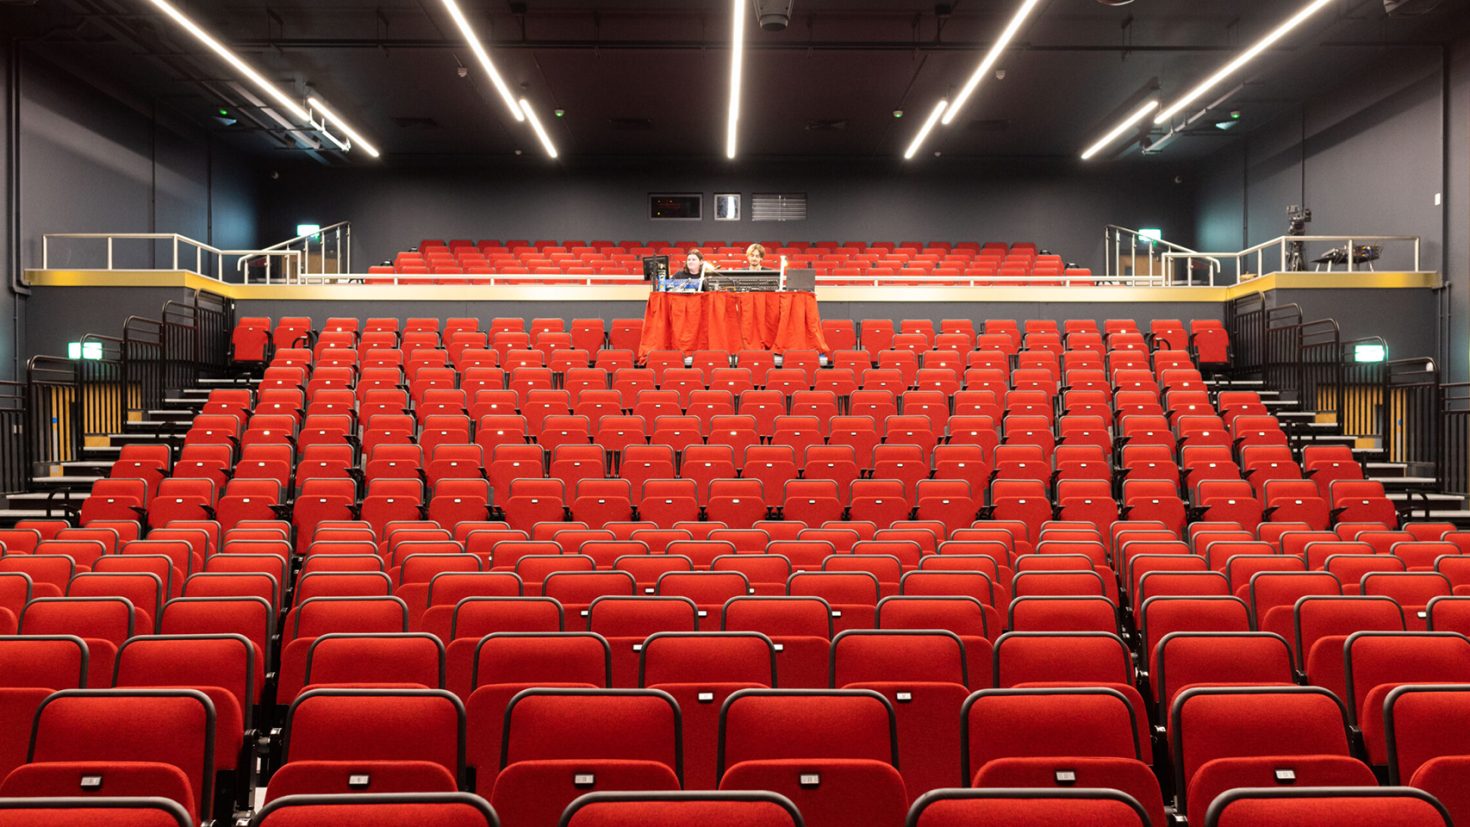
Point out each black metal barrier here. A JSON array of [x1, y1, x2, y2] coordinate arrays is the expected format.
[[0, 290, 233, 493], [0, 382, 26, 494], [1442, 384, 1470, 497]]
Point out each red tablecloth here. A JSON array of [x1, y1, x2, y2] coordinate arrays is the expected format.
[[638, 291, 830, 359]]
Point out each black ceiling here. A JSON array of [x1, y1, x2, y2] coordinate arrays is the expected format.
[[6, 0, 1468, 164]]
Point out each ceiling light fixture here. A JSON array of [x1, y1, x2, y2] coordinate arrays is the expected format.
[[726, 0, 746, 159], [1079, 98, 1159, 160], [307, 96, 381, 158], [148, 0, 309, 122], [149, 0, 380, 157], [904, 99, 949, 160], [519, 98, 559, 158], [941, 0, 1045, 125], [1154, 0, 1333, 124], [440, 0, 525, 122]]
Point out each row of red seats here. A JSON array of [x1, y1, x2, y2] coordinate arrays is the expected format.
[[229, 316, 1231, 367], [3, 644, 1468, 826], [0, 787, 1455, 827], [6, 505, 1470, 818]]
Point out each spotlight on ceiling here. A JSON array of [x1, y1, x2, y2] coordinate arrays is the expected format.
[[754, 0, 795, 32]]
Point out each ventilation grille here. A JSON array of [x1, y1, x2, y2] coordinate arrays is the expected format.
[[751, 193, 808, 222]]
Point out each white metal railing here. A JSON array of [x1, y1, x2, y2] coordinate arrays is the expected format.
[[1160, 234, 1422, 285], [1105, 225, 1221, 285], [39, 233, 300, 282], [172, 271, 1173, 287], [238, 221, 352, 283]]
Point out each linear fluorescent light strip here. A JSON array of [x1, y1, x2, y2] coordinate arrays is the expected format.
[[149, 0, 310, 122], [726, 0, 746, 159], [519, 99, 559, 158], [941, 0, 1045, 125], [441, 0, 525, 122], [904, 100, 949, 160], [1079, 99, 1159, 160], [1154, 0, 1333, 124], [308, 96, 381, 158], [1143, 82, 1244, 155]]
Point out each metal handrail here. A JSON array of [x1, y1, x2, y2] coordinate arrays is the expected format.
[[39, 232, 300, 282], [1160, 234, 1423, 285], [196, 271, 1182, 288], [237, 220, 352, 282], [1105, 225, 1221, 284]]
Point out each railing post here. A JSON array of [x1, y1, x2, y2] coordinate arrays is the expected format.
[[1347, 238, 1354, 273], [42, 236, 48, 269], [106, 237, 114, 270]]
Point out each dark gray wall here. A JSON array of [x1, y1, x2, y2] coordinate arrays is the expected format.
[[15, 49, 264, 273], [24, 287, 201, 362], [1, 41, 19, 381], [1447, 39, 1470, 382], [263, 158, 1198, 275], [1194, 47, 1448, 274], [5, 46, 265, 372], [1194, 40, 1470, 376]]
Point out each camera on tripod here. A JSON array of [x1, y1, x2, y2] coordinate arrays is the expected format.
[[1285, 204, 1312, 270], [1287, 205, 1312, 235]]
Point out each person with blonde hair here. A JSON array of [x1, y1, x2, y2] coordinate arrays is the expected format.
[[745, 243, 769, 270]]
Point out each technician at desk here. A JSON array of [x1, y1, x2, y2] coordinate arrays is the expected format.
[[664, 249, 715, 292], [744, 243, 771, 270]]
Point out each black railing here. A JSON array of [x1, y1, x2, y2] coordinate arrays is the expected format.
[[25, 355, 83, 471], [1225, 293, 1268, 374], [0, 290, 233, 494], [0, 382, 26, 494], [1383, 357, 1442, 477], [1441, 383, 1470, 496]]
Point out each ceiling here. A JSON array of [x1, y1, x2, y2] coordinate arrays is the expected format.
[[5, 0, 1468, 164]]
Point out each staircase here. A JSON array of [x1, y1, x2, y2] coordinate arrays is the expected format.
[[0, 376, 253, 524], [5, 368, 1468, 528], [1207, 376, 1470, 526]]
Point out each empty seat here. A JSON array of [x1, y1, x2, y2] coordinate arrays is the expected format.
[[718, 689, 908, 827], [962, 687, 1165, 827], [830, 629, 971, 799], [1, 688, 216, 822], [251, 792, 501, 826], [492, 688, 682, 827], [906, 788, 1153, 827], [1202, 786, 1451, 827], [267, 687, 464, 802], [1169, 686, 1372, 825]]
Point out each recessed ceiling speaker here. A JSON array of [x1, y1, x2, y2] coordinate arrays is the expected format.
[[753, 0, 795, 31]]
